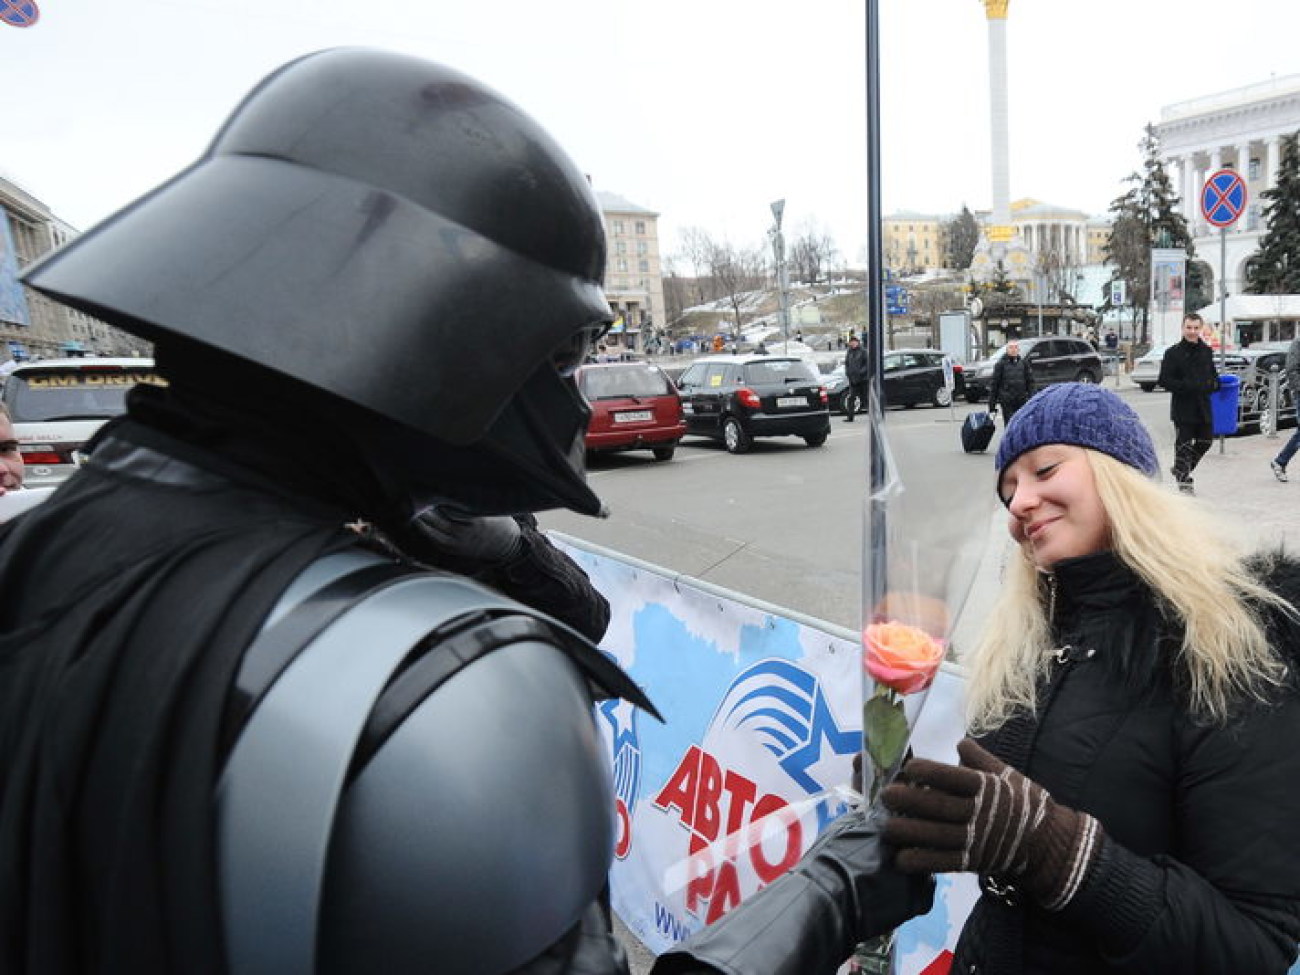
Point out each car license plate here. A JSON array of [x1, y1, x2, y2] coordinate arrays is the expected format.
[[614, 410, 653, 423], [777, 396, 805, 408]]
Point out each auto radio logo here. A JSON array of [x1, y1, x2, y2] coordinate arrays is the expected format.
[[652, 659, 857, 924]]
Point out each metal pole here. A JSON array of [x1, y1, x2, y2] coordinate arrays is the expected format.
[[1268, 367, 1282, 439], [1219, 227, 1228, 453], [865, 0, 885, 404]]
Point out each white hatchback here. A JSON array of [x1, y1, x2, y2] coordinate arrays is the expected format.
[[2, 357, 163, 488]]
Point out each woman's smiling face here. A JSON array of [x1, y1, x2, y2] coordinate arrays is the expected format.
[[999, 445, 1111, 570]]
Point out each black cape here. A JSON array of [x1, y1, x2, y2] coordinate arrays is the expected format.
[[0, 418, 354, 973]]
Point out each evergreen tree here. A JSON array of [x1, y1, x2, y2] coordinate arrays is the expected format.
[[1103, 124, 1200, 342], [943, 205, 981, 270], [1246, 131, 1300, 294]]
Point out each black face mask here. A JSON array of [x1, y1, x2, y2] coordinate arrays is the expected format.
[[354, 361, 604, 521]]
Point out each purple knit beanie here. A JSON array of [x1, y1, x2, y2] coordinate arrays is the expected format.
[[995, 383, 1158, 482]]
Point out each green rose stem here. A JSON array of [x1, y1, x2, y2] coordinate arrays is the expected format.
[[855, 686, 909, 971]]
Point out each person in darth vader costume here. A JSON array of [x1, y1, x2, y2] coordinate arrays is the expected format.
[[0, 49, 930, 975]]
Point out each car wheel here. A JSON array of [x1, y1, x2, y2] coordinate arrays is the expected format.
[[723, 417, 751, 454], [652, 446, 676, 462], [933, 385, 952, 407], [1076, 370, 1099, 384], [803, 431, 828, 447], [1138, 383, 1155, 393]]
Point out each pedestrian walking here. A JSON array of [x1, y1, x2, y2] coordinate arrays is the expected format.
[[882, 382, 1300, 975], [1270, 335, 1300, 482], [1158, 312, 1219, 494], [843, 334, 870, 422], [987, 340, 1034, 424]]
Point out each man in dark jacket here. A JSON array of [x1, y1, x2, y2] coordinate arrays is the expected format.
[[1158, 312, 1219, 494], [0, 50, 930, 975], [987, 340, 1034, 423], [843, 333, 870, 421]]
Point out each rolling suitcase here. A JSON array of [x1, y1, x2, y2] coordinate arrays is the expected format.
[[961, 411, 996, 453]]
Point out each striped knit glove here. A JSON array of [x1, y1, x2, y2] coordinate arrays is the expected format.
[[881, 738, 1102, 911]]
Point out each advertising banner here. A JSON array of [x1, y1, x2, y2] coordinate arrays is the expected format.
[[553, 536, 978, 974], [0, 211, 31, 328], [1150, 247, 1186, 349]]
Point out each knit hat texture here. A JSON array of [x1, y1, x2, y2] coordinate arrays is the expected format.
[[995, 383, 1158, 479]]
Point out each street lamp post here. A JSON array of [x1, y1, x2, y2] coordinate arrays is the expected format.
[[770, 200, 791, 349]]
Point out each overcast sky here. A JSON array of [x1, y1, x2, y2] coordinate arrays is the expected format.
[[4, 0, 1299, 265]]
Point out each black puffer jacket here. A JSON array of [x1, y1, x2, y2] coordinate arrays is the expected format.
[[953, 550, 1300, 975]]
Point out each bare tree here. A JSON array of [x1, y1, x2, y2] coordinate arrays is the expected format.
[[661, 256, 690, 334], [671, 227, 769, 336], [788, 221, 840, 285], [709, 240, 769, 337]]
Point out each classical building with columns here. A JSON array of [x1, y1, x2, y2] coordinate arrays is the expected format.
[[1010, 199, 1090, 268], [1157, 73, 1300, 305]]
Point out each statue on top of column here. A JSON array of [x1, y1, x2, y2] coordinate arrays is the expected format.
[[982, 0, 1009, 18]]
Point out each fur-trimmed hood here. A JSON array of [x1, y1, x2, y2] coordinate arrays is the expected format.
[[1246, 547, 1300, 664]]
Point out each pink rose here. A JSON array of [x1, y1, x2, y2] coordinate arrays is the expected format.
[[863, 621, 944, 695]]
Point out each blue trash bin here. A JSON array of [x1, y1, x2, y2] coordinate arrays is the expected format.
[[1211, 373, 1240, 436]]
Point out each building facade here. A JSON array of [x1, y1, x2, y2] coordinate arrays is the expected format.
[[596, 190, 666, 353], [1157, 73, 1300, 303], [0, 175, 138, 360], [883, 212, 947, 273]]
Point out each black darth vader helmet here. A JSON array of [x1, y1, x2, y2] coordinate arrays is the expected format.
[[23, 48, 612, 514]]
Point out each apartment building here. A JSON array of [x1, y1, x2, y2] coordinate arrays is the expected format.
[[596, 190, 666, 353], [1, 175, 137, 359]]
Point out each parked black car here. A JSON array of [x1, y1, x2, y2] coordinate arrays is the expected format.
[[964, 336, 1103, 403], [675, 354, 830, 453], [823, 348, 965, 414]]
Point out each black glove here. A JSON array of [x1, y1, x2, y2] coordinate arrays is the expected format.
[[652, 807, 934, 975], [401, 503, 524, 567], [882, 738, 1102, 911]]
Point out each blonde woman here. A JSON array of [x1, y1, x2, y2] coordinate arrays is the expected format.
[[883, 382, 1300, 974]]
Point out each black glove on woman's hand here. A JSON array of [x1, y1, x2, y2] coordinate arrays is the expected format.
[[881, 738, 1102, 911]]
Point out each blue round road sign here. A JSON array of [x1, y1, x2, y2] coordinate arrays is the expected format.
[[1201, 169, 1247, 227], [0, 0, 39, 27]]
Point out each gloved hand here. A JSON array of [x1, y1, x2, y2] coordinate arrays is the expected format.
[[881, 738, 1102, 912], [402, 503, 524, 567], [652, 807, 934, 975]]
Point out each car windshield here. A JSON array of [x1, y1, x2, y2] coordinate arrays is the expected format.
[[744, 359, 818, 384], [579, 365, 672, 400], [5, 368, 164, 422]]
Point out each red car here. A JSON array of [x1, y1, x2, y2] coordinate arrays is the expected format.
[[576, 361, 686, 461]]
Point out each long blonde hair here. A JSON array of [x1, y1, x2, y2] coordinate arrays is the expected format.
[[966, 450, 1292, 731]]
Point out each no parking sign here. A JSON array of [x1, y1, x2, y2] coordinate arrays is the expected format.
[[1201, 169, 1247, 228], [0, 0, 39, 27]]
